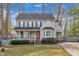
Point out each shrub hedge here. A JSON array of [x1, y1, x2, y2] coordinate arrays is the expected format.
[[11, 38, 58, 45], [41, 38, 58, 44], [11, 40, 30, 45]]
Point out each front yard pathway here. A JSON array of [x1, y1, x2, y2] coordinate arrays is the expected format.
[[60, 42, 79, 56]]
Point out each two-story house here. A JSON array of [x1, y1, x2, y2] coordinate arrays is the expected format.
[[15, 13, 63, 44]]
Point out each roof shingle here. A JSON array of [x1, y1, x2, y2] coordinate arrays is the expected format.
[[16, 13, 55, 20]]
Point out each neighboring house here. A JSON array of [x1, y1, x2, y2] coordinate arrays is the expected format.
[[15, 13, 63, 43]]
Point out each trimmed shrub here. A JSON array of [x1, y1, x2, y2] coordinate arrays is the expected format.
[[11, 40, 29, 45], [41, 38, 57, 44]]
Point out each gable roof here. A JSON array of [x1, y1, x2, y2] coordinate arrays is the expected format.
[[16, 13, 55, 21], [40, 21, 62, 32], [40, 20, 56, 30]]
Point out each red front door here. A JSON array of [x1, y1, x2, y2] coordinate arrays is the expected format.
[[36, 31, 40, 39], [36, 31, 40, 44]]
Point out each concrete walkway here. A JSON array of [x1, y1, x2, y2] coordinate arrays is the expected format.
[[60, 42, 79, 56]]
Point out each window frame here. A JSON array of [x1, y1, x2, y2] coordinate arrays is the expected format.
[[46, 30, 51, 37], [43, 30, 52, 37]]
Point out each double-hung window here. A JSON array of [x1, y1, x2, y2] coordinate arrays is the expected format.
[[43, 30, 51, 37], [46, 30, 51, 37]]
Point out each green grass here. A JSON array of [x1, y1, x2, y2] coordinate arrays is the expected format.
[[0, 45, 70, 56]]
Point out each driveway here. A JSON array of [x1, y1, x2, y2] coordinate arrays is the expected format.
[[60, 42, 79, 56]]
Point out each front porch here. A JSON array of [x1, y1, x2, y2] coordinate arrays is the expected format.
[[16, 31, 40, 44]]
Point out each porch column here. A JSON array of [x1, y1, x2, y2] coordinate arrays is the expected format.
[[22, 31, 24, 39], [25, 32, 29, 40], [34, 31, 36, 40], [24, 31, 26, 39], [34, 31, 36, 45], [28, 32, 30, 40], [18, 31, 21, 38]]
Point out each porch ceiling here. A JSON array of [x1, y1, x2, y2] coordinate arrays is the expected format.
[[15, 29, 40, 31], [15, 27, 40, 29]]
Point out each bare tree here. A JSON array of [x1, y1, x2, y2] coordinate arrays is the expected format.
[[5, 3, 11, 39], [55, 4, 68, 43], [0, 4, 3, 35], [56, 4, 62, 21], [55, 4, 67, 36], [56, 4, 65, 27]]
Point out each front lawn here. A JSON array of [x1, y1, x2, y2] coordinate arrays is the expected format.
[[0, 45, 70, 56]]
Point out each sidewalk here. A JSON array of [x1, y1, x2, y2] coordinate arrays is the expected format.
[[60, 42, 79, 56]]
